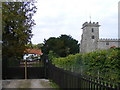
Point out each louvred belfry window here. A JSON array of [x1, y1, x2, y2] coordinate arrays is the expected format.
[[92, 36, 95, 39]]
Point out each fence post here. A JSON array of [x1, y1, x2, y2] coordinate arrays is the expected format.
[[24, 60, 27, 79]]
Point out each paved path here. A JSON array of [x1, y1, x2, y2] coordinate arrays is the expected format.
[[2, 79, 53, 88]]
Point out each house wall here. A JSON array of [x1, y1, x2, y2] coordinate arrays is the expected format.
[[23, 54, 39, 61]]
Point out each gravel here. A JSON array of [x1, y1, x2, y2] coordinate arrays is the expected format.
[[2, 79, 53, 88]]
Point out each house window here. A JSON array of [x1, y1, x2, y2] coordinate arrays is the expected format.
[[106, 42, 109, 45], [92, 28, 94, 32], [92, 36, 95, 39]]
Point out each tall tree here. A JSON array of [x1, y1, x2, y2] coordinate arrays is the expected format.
[[2, 2, 37, 65], [26, 43, 43, 49], [42, 35, 79, 57]]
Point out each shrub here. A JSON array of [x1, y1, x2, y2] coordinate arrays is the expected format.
[[51, 48, 120, 82]]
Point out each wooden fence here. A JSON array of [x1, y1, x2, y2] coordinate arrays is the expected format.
[[3, 67, 45, 79], [47, 62, 120, 89]]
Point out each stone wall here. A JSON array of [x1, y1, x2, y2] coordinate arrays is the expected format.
[[80, 22, 100, 53], [80, 22, 120, 53], [97, 39, 120, 50]]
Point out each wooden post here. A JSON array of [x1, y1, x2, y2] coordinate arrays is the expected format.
[[25, 60, 27, 79]]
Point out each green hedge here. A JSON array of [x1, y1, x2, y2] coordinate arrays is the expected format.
[[51, 48, 120, 82]]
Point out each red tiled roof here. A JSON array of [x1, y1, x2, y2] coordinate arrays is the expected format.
[[25, 49, 43, 55]]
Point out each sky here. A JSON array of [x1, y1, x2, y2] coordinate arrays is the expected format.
[[31, 0, 119, 44]]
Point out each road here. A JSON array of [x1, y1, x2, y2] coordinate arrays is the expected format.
[[2, 79, 53, 89]]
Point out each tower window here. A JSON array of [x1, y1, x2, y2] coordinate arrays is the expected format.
[[106, 42, 109, 45], [92, 36, 95, 39], [92, 28, 94, 32]]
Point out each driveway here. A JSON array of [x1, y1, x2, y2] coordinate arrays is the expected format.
[[2, 79, 53, 88]]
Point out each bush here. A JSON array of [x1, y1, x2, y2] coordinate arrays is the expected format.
[[51, 48, 120, 82]]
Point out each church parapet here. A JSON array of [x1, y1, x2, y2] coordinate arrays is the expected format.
[[99, 38, 120, 42], [82, 22, 100, 29]]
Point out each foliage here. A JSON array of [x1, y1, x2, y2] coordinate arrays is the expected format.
[[48, 50, 59, 61], [26, 43, 43, 49], [2, 2, 37, 66], [82, 48, 120, 82], [49, 80, 60, 88], [42, 34, 79, 57], [52, 53, 82, 72], [7, 57, 20, 67], [51, 48, 120, 82]]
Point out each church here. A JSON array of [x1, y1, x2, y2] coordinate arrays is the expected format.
[[80, 22, 120, 53]]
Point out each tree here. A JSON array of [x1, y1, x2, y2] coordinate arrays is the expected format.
[[2, 2, 37, 66], [42, 34, 79, 57], [26, 43, 43, 49]]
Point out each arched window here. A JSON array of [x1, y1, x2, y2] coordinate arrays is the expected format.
[[92, 36, 95, 39]]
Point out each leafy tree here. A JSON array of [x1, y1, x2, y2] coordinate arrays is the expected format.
[[2, 2, 37, 66], [26, 43, 43, 49], [42, 34, 79, 57], [48, 50, 59, 61], [37, 43, 44, 49]]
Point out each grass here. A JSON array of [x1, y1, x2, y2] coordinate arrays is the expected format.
[[49, 80, 60, 89]]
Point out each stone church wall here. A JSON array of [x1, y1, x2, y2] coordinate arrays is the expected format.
[[97, 39, 120, 50], [80, 21, 120, 53]]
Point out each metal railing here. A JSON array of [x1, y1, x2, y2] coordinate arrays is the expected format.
[[47, 62, 120, 89]]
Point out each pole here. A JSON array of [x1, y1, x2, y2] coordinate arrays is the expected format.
[[25, 60, 27, 79]]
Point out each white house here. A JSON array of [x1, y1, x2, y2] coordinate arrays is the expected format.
[[23, 49, 43, 61]]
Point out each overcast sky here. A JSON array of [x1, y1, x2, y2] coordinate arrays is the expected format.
[[31, 0, 119, 44]]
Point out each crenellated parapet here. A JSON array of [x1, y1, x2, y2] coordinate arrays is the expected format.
[[82, 21, 100, 29], [80, 21, 120, 53], [98, 38, 120, 42]]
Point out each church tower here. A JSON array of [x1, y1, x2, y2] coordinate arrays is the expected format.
[[80, 22, 100, 53]]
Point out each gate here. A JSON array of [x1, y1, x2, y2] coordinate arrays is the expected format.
[[27, 67, 45, 79], [2, 54, 49, 79], [2, 60, 47, 79], [3, 67, 45, 79]]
